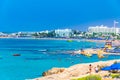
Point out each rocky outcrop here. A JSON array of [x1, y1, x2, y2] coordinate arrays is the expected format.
[[42, 68, 65, 76], [34, 60, 120, 80]]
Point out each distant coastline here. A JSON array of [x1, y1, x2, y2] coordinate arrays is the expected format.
[[1, 37, 120, 46], [0, 37, 110, 43], [0, 37, 107, 44], [0, 37, 112, 43], [0, 37, 82, 40]]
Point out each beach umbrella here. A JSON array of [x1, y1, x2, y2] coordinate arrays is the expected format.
[[110, 63, 120, 70], [101, 66, 112, 71]]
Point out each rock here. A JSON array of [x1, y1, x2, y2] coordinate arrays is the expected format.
[[42, 68, 65, 76]]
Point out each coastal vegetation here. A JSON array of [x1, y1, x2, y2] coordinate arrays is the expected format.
[[0, 29, 120, 40], [72, 75, 101, 80], [110, 73, 120, 78], [31, 31, 120, 40]]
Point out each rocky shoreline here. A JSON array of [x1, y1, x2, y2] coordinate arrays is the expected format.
[[33, 59, 120, 80]]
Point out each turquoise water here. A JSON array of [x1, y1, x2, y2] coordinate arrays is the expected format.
[[0, 39, 120, 80]]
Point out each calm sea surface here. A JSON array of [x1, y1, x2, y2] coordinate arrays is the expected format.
[[0, 39, 119, 80]]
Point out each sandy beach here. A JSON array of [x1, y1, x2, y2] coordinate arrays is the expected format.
[[85, 39, 120, 46], [33, 59, 120, 80], [74, 39, 120, 56]]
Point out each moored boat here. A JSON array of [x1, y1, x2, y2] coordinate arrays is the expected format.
[[13, 54, 21, 56]]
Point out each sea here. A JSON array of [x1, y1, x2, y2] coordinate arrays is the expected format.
[[0, 39, 120, 80]]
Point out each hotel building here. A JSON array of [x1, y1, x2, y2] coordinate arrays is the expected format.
[[55, 29, 73, 38], [88, 25, 120, 34]]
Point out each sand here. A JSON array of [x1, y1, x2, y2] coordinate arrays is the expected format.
[[86, 39, 120, 47]]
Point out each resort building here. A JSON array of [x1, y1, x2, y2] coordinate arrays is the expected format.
[[55, 29, 73, 38], [88, 25, 120, 34], [0, 32, 8, 37], [39, 30, 49, 34], [8, 33, 18, 37], [17, 32, 36, 37]]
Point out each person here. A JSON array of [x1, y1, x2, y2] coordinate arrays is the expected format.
[[103, 47, 107, 52], [89, 64, 92, 74], [94, 67, 99, 73], [81, 49, 85, 55], [97, 49, 104, 59]]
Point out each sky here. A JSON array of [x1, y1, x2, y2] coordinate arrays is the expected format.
[[0, 0, 120, 32]]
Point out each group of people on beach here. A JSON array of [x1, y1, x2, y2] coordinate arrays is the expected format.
[[88, 64, 99, 74]]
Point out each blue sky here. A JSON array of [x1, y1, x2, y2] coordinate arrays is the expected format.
[[0, 0, 120, 32]]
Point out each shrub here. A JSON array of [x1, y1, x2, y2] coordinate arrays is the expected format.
[[72, 75, 101, 80], [110, 73, 120, 78], [85, 75, 101, 80]]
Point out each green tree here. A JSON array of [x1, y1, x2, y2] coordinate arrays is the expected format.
[[32, 33, 39, 37], [47, 31, 55, 37]]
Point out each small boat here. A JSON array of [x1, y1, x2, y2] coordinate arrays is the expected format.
[[67, 40, 73, 42], [13, 54, 21, 56], [86, 54, 92, 57]]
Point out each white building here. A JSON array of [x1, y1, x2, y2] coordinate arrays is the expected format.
[[88, 25, 120, 34], [0, 32, 8, 37], [39, 30, 49, 34], [55, 29, 73, 38]]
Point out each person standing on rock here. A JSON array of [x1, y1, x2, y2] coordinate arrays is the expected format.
[[94, 66, 99, 73]]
